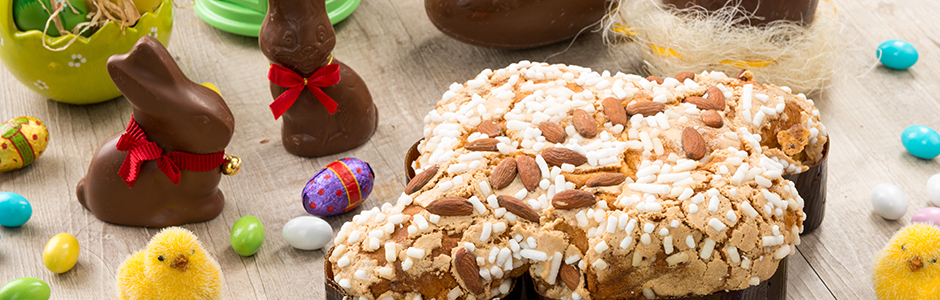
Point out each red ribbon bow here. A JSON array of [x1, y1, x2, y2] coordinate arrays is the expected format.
[[116, 117, 226, 187], [268, 63, 341, 119]]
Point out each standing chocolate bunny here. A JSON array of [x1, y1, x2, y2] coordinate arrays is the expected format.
[[260, 0, 378, 157], [76, 36, 240, 227]]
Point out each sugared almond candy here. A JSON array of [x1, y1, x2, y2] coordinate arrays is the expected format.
[[552, 190, 596, 209], [465, 138, 499, 152], [674, 71, 695, 82], [426, 197, 474, 216], [454, 248, 484, 294], [700, 110, 723, 128], [497, 195, 540, 223], [490, 157, 518, 190], [626, 101, 665, 117], [585, 173, 627, 187], [602, 97, 627, 127], [682, 127, 706, 160], [572, 109, 598, 138], [478, 120, 502, 137], [541, 147, 587, 167], [406, 164, 438, 194], [705, 86, 726, 111], [646, 75, 663, 84], [560, 264, 581, 290], [516, 155, 541, 192], [538, 121, 567, 144]]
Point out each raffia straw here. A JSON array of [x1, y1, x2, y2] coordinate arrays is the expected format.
[[603, 0, 841, 94], [40, 0, 141, 51]]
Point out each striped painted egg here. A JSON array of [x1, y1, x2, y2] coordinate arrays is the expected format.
[[0, 116, 49, 172], [302, 158, 374, 216]]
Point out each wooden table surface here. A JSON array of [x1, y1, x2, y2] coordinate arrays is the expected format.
[[1, 0, 937, 298]]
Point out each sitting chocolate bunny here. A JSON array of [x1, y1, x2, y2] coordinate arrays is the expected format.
[[260, 0, 378, 157], [76, 36, 240, 227]]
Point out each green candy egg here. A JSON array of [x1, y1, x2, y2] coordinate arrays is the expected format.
[[231, 215, 265, 256], [0, 277, 51, 300], [13, 0, 91, 37]]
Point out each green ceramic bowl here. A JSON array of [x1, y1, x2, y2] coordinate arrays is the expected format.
[[0, 0, 173, 105]]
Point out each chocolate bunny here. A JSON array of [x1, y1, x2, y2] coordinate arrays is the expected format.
[[76, 36, 237, 227], [260, 0, 378, 157]]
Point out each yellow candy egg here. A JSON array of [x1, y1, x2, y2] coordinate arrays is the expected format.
[[0, 116, 49, 172], [201, 82, 221, 96], [42, 233, 79, 274]]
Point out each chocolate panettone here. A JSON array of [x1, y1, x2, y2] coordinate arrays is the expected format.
[[327, 62, 827, 300]]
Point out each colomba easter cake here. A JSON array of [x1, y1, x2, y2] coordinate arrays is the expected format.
[[326, 61, 828, 300]]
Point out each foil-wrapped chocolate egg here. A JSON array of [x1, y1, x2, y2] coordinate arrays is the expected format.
[[1, 116, 49, 172], [302, 158, 374, 216]]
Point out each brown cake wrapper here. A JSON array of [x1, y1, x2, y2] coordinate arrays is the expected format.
[[325, 245, 528, 300], [782, 141, 829, 235], [324, 253, 350, 300], [532, 258, 787, 300], [405, 139, 423, 183]]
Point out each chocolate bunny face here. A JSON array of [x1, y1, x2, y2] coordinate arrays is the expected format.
[[260, 0, 336, 75], [107, 36, 235, 153]]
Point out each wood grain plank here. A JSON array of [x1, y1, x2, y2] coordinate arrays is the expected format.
[[9, 0, 934, 298]]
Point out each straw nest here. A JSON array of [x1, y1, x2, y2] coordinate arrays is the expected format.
[[603, 0, 841, 93]]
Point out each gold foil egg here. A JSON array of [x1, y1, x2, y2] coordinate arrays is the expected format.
[[0, 116, 49, 172]]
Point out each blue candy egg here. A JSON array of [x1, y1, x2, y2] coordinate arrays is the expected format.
[[878, 40, 918, 70], [901, 125, 940, 159], [0, 192, 32, 227]]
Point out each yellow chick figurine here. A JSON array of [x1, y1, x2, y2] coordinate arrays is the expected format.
[[873, 223, 940, 300], [117, 227, 224, 300]]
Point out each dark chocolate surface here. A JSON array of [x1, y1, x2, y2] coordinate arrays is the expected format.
[[425, 0, 609, 49], [663, 0, 819, 26], [75, 36, 235, 227], [260, 0, 378, 157]]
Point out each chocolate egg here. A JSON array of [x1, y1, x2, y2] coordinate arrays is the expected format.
[[425, 0, 608, 49], [302, 158, 374, 216], [1, 116, 49, 172]]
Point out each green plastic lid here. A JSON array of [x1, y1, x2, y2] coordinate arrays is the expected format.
[[194, 0, 360, 37]]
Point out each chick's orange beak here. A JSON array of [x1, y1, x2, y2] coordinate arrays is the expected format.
[[910, 256, 923, 272], [170, 254, 189, 272]]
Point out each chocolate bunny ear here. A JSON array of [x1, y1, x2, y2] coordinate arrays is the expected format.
[[107, 36, 186, 103], [107, 36, 223, 113], [107, 36, 234, 152]]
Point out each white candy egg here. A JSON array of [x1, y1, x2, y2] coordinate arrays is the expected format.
[[871, 183, 908, 220], [927, 174, 940, 207], [282, 216, 333, 250]]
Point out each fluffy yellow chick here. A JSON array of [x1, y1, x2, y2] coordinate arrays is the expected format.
[[117, 227, 224, 300], [873, 223, 940, 300]]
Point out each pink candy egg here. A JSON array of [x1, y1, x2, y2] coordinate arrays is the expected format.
[[911, 207, 940, 227]]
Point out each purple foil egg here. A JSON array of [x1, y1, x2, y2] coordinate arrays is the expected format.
[[912, 207, 940, 227], [302, 158, 374, 216]]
